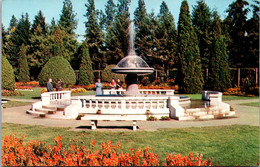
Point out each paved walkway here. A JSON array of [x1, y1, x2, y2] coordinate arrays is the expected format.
[[1, 99, 259, 131]]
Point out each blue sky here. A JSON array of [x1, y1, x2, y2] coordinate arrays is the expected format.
[[2, 0, 255, 42]]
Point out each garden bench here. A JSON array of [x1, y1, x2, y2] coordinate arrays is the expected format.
[[81, 114, 147, 131]]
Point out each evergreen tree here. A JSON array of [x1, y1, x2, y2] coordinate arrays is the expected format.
[[154, 1, 177, 71], [6, 13, 31, 68], [31, 10, 48, 35], [105, 0, 131, 65], [2, 53, 15, 91], [245, 0, 259, 68], [224, 0, 249, 67], [208, 14, 231, 91], [104, 0, 116, 30], [58, 0, 77, 35], [134, 0, 153, 61], [84, 0, 104, 70], [18, 44, 30, 82], [2, 25, 8, 54], [8, 15, 18, 33], [192, 0, 212, 82], [57, 0, 79, 63], [177, 0, 203, 94], [28, 24, 51, 79], [78, 42, 94, 85]]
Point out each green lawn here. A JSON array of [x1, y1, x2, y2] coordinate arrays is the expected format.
[[1, 123, 259, 166], [3, 88, 95, 99], [240, 102, 259, 107], [178, 93, 259, 101], [3, 101, 32, 108]]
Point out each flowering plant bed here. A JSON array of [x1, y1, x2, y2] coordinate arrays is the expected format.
[[2, 134, 212, 166], [1, 90, 24, 96], [15, 81, 39, 87]]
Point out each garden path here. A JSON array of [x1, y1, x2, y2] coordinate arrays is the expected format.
[[1, 99, 259, 131]]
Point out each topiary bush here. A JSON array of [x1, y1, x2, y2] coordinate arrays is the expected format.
[[38, 56, 76, 87], [101, 64, 125, 83], [2, 55, 15, 90]]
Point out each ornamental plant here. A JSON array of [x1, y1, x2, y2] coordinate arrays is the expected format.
[[2, 134, 212, 166], [101, 64, 125, 83], [1, 55, 15, 91], [38, 56, 76, 87]]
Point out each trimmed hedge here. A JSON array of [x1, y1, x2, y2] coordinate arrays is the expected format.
[[2, 55, 15, 90], [101, 64, 125, 83], [38, 56, 76, 87]]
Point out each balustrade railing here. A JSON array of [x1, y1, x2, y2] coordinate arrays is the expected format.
[[73, 96, 169, 114], [41, 91, 71, 105], [103, 89, 174, 95]]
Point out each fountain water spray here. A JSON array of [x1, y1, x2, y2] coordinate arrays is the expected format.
[[111, 22, 154, 96]]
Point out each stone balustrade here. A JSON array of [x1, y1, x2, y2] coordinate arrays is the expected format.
[[41, 91, 71, 105], [70, 95, 170, 118], [103, 89, 174, 95]]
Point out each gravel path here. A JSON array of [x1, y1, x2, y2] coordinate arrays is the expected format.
[[1, 99, 259, 131]]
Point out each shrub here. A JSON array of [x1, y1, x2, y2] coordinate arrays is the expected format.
[[71, 88, 87, 93], [2, 55, 15, 91], [2, 90, 24, 96], [147, 116, 158, 121], [38, 56, 76, 87], [161, 116, 170, 120], [101, 64, 125, 83]]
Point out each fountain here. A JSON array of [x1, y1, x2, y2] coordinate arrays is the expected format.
[[111, 23, 154, 96], [27, 22, 235, 130]]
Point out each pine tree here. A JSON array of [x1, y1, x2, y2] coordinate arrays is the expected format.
[[177, 0, 203, 94], [208, 13, 231, 91], [58, 0, 77, 35], [84, 0, 104, 70], [6, 13, 31, 68], [31, 10, 48, 35], [8, 15, 18, 33], [224, 0, 249, 67], [104, 0, 116, 30], [155, 1, 177, 71], [192, 0, 212, 81], [18, 44, 30, 82], [134, 0, 153, 61], [78, 42, 94, 85], [105, 0, 131, 65], [57, 0, 79, 63], [28, 24, 51, 79], [2, 25, 8, 54]]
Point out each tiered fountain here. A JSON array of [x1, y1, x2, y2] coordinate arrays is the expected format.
[[111, 23, 154, 96]]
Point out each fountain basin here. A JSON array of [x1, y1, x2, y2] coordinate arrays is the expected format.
[[111, 67, 154, 75]]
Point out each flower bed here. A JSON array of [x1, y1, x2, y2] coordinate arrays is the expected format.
[[15, 81, 39, 87], [2, 134, 212, 166], [1, 90, 24, 96], [15, 86, 32, 90]]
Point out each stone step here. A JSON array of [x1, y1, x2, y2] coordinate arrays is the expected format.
[[35, 108, 56, 114], [177, 116, 196, 121], [26, 110, 46, 117], [42, 105, 57, 111], [196, 115, 214, 120]]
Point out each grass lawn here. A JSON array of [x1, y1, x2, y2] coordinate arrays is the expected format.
[[178, 93, 259, 101], [2, 123, 259, 166], [3, 88, 95, 100], [3, 101, 32, 108], [240, 102, 259, 107]]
